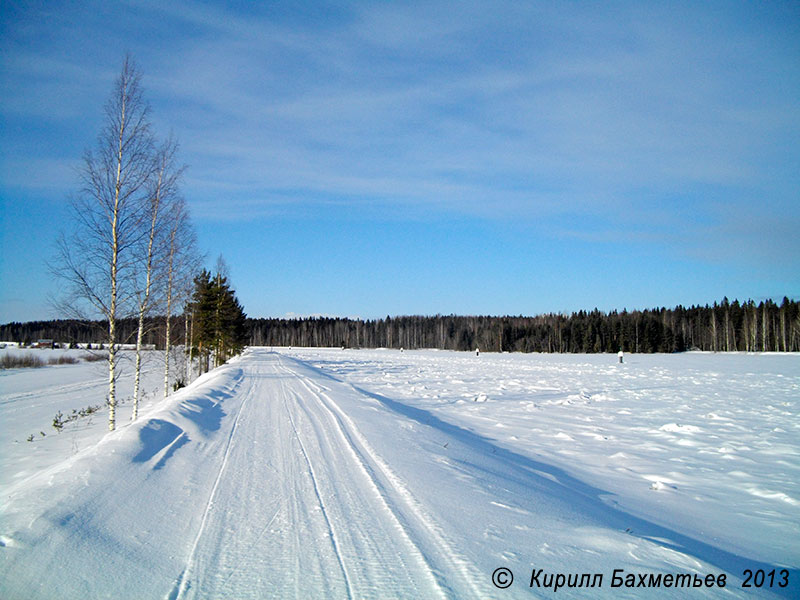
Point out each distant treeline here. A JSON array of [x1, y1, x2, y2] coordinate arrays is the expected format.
[[3, 297, 799, 353], [249, 298, 800, 353], [0, 318, 174, 349]]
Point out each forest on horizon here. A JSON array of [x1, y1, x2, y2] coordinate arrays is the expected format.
[[2, 297, 798, 354]]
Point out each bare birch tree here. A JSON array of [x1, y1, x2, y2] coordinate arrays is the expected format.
[[53, 55, 154, 430], [131, 137, 184, 419], [162, 196, 199, 397]]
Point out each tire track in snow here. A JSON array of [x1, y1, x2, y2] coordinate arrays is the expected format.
[[280, 356, 484, 599], [286, 381, 444, 598], [281, 387, 356, 600], [167, 374, 248, 600]]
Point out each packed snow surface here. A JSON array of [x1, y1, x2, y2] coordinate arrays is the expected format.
[[1, 347, 797, 599]]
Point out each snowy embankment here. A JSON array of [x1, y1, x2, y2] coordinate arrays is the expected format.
[[0, 347, 797, 599]]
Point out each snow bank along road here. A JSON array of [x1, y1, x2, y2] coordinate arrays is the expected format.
[[1, 348, 797, 598]]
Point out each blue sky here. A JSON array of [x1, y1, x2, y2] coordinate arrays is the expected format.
[[1, 0, 798, 322]]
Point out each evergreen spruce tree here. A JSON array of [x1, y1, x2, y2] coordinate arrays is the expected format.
[[188, 267, 247, 373]]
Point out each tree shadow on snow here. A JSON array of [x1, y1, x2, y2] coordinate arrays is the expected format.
[[177, 396, 225, 433], [132, 419, 188, 471], [132, 376, 241, 471]]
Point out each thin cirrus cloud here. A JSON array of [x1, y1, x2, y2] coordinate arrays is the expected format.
[[1, 0, 798, 322], [136, 2, 798, 225]]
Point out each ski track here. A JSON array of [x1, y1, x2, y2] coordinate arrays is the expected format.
[[0, 377, 108, 407], [280, 358, 454, 599], [169, 367, 249, 600], [282, 384, 356, 600], [281, 356, 485, 598], [0, 359, 163, 409]]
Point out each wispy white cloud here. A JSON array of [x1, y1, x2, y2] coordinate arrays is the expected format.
[[2, 0, 798, 267], [115, 1, 796, 231]]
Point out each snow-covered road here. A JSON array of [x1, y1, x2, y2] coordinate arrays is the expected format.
[[168, 352, 453, 599], [1, 348, 796, 598]]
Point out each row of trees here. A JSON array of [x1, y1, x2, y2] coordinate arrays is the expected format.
[[52, 56, 200, 430], [6, 298, 797, 356], [247, 297, 800, 353]]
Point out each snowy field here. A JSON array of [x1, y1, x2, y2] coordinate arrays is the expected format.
[[290, 349, 800, 565], [1, 347, 797, 598], [0, 348, 177, 492]]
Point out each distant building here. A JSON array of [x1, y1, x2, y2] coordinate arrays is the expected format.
[[32, 339, 54, 349]]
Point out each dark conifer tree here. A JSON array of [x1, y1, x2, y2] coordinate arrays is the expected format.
[[187, 268, 247, 373]]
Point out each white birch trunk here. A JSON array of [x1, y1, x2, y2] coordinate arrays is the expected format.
[[164, 313, 171, 397], [163, 230, 176, 398], [108, 100, 124, 431], [133, 180, 161, 420], [133, 311, 144, 421], [185, 311, 191, 385]]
